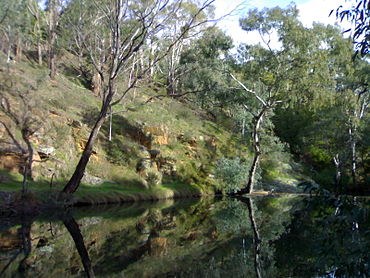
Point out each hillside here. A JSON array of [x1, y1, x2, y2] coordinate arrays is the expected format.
[[0, 52, 305, 204]]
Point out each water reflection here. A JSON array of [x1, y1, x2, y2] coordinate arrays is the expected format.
[[62, 213, 95, 278], [0, 196, 368, 277]]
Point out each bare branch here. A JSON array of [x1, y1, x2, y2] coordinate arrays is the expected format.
[[229, 72, 268, 107]]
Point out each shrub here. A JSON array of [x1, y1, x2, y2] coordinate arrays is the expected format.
[[215, 157, 248, 194]]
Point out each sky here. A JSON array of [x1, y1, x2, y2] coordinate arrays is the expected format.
[[213, 0, 352, 47]]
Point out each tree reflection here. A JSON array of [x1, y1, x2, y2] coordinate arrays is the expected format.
[[62, 213, 95, 278], [0, 218, 32, 277], [245, 197, 262, 278], [274, 195, 370, 277]]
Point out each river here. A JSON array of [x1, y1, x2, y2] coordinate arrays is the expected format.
[[0, 195, 369, 277]]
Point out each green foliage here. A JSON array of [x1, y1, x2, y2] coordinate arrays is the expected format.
[[215, 157, 249, 193], [178, 27, 234, 108]]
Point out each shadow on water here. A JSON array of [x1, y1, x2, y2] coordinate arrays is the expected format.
[[0, 195, 369, 278]]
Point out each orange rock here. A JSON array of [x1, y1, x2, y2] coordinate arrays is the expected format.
[[0, 154, 24, 173], [144, 125, 169, 146]]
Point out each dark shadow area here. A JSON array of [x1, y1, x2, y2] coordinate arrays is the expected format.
[[59, 62, 92, 89]]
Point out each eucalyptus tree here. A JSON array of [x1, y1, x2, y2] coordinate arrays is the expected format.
[[274, 21, 369, 188], [159, 1, 215, 96], [0, 0, 33, 62], [178, 27, 233, 104], [61, 0, 217, 194], [231, 4, 367, 193], [227, 7, 302, 194], [331, 59, 369, 187], [46, 0, 58, 79], [27, 0, 47, 66]]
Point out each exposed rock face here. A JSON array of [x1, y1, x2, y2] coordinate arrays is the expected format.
[[124, 121, 153, 149], [143, 125, 169, 146], [0, 124, 6, 139], [123, 122, 170, 149]]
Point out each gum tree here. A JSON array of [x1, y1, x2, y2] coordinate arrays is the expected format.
[[61, 0, 217, 194]]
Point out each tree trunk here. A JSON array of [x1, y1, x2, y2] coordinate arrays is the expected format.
[[108, 105, 112, 141], [62, 87, 114, 194], [48, 0, 57, 80], [92, 71, 102, 97], [15, 37, 22, 62], [232, 109, 265, 195], [246, 152, 261, 193], [21, 145, 33, 194], [333, 154, 341, 188], [63, 214, 95, 278], [62, 107, 107, 194], [349, 125, 357, 186], [37, 42, 42, 66]]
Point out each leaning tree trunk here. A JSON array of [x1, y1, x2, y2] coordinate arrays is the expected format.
[[63, 214, 95, 278], [233, 109, 266, 195], [62, 87, 114, 194]]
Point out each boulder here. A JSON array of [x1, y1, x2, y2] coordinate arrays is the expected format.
[[37, 145, 55, 158], [82, 173, 105, 185]]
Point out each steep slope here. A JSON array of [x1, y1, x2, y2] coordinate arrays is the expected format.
[[0, 52, 305, 203]]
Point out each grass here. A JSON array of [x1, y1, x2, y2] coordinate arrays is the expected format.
[[0, 168, 203, 208]]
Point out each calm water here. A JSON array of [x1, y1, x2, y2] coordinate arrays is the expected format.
[[0, 196, 369, 278]]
